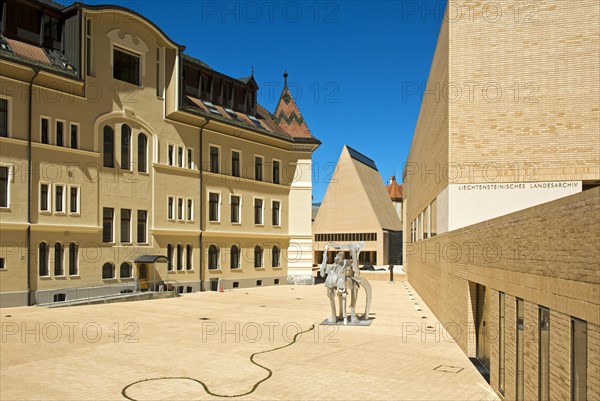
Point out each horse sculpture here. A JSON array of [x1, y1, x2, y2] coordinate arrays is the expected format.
[[319, 242, 372, 325]]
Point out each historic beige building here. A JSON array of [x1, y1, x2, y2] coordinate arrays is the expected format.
[[0, 0, 319, 307], [312, 145, 402, 266], [404, 1, 599, 400]]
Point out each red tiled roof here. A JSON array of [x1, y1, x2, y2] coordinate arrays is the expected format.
[[273, 73, 313, 139], [5, 38, 51, 66], [386, 176, 403, 200]]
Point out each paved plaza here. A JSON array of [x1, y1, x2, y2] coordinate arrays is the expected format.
[[1, 280, 498, 400]]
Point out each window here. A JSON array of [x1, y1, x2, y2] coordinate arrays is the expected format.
[[256, 280, 262, 286], [137, 210, 147, 243], [209, 193, 220, 222], [209, 146, 219, 173], [168, 144, 174, 166], [177, 146, 183, 168], [68, 243, 78, 275], [54, 243, 63, 276], [176, 244, 183, 270], [121, 125, 131, 170], [39, 243, 48, 277], [41, 117, 50, 144], [102, 262, 114, 279], [69, 186, 79, 214], [272, 201, 281, 226], [69, 123, 79, 149], [254, 156, 263, 181], [571, 318, 587, 401], [86, 19, 93, 76], [230, 245, 240, 269], [0, 258, 5, 269], [186, 198, 193, 222], [186, 245, 192, 270], [498, 292, 505, 395], [231, 195, 240, 223], [208, 245, 219, 269], [40, 183, 50, 212], [0, 166, 8, 208], [272, 160, 280, 184], [113, 47, 140, 86], [54, 184, 65, 213], [167, 244, 173, 271], [539, 307, 550, 401], [155, 47, 161, 97], [103, 126, 114, 167], [0, 98, 8, 137], [516, 298, 524, 401], [55, 120, 64, 146], [121, 209, 131, 243], [254, 198, 263, 225], [254, 245, 263, 268], [102, 208, 114, 243], [187, 148, 193, 169], [120, 262, 132, 278], [138, 133, 147, 173], [177, 197, 183, 220], [167, 196, 174, 220], [272, 246, 280, 268], [231, 151, 240, 177]]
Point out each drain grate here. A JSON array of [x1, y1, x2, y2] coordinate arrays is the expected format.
[[433, 365, 464, 374]]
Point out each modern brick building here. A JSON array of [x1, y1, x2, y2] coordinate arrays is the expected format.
[[404, 1, 599, 400], [0, 0, 320, 307]]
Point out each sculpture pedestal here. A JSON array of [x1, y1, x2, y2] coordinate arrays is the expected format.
[[320, 318, 373, 326]]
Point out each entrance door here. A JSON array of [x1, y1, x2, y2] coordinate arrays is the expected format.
[[475, 284, 490, 371], [138, 264, 148, 291]]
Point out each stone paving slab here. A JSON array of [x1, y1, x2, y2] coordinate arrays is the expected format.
[[0, 281, 499, 401]]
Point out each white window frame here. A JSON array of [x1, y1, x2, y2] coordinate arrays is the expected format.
[[69, 122, 80, 149], [167, 196, 175, 221], [137, 209, 148, 244], [230, 244, 242, 270], [272, 199, 282, 227], [39, 242, 49, 277], [253, 196, 265, 226], [230, 194, 242, 225], [187, 147, 194, 169], [68, 185, 80, 215], [230, 149, 242, 177], [0, 163, 13, 209], [176, 197, 184, 221], [86, 18, 93, 77], [272, 158, 282, 184], [186, 197, 194, 222], [55, 118, 66, 147], [40, 115, 52, 144], [0, 95, 13, 138], [185, 244, 193, 270], [111, 45, 143, 87], [167, 143, 175, 166], [208, 191, 221, 223], [208, 143, 221, 174], [54, 184, 66, 214], [121, 208, 132, 244], [39, 182, 51, 213], [177, 145, 184, 168], [53, 242, 64, 277], [254, 154, 264, 181]]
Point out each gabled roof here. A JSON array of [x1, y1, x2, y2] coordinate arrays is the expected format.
[[386, 176, 403, 201], [312, 146, 402, 233], [273, 71, 313, 139]]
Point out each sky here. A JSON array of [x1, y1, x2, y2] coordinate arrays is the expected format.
[[64, 0, 447, 203]]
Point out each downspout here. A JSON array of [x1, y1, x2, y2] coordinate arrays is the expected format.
[[198, 118, 210, 291], [27, 67, 40, 306]]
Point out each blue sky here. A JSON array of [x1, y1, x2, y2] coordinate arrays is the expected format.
[[67, 0, 447, 202]]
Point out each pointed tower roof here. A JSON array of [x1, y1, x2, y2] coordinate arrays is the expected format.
[[386, 176, 404, 201], [312, 146, 402, 234], [273, 71, 313, 139]]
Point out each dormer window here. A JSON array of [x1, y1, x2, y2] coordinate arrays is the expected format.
[[113, 47, 141, 86]]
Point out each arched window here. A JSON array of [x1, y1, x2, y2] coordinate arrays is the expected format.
[[186, 244, 192, 270], [254, 245, 263, 268], [54, 243, 64, 276], [230, 245, 240, 269], [176, 244, 183, 270], [103, 126, 114, 167], [167, 244, 173, 271], [272, 246, 280, 268], [39, 242, 48, 277], [102, 262, 114, 279], [68, 243, 78, 276], [121, 124, 131, 170], [120, 262, 132, 278], [138, 133, 147, 173], [208, 245, 219, 270]]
